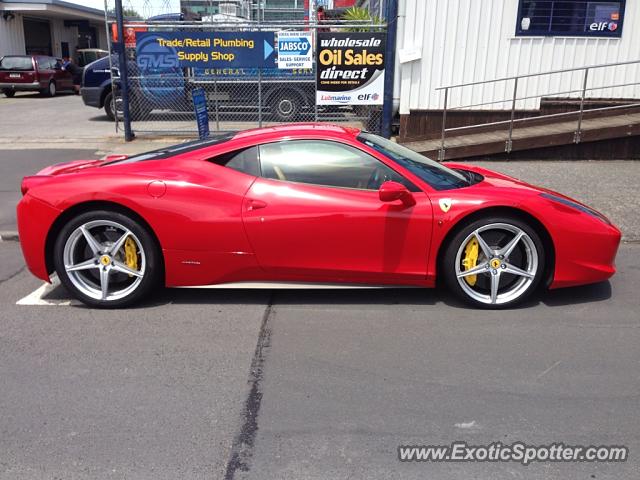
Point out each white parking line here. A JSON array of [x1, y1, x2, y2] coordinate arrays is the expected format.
[[16, 275, 78, 306]]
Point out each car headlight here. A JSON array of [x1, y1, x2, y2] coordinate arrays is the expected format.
[[540, 192, 611, 225]]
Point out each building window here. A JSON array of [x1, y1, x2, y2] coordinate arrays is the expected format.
[[516, 1, 625, 37]]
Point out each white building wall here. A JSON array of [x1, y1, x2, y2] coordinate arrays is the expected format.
[[96, 22, 108, 50], [51, 19, 79, 57], [397, 0, 640, 114], [0, 13, 26, 56]]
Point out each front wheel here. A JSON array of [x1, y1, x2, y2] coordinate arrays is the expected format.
[[104, 91, 122, 121], [53, 210, 161, 308], [442, 217, 545, 308]]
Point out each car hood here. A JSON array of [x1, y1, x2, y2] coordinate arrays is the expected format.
[[446, 162, 612, 221]]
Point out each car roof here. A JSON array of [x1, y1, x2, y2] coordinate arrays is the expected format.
[[232, 123, 361, 142]]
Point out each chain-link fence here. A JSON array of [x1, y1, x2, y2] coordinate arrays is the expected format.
[[109, 19, 386, 137]]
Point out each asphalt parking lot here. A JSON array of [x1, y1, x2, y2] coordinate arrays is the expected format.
[[1, 238, 638, 480], [1, 95, 639, 478]]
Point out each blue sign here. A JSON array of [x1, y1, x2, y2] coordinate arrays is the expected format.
[[278, 38, 311, 56], [136, 32, 277, 69], [277, 31, 313, 69], [191, 87, 209, 140]]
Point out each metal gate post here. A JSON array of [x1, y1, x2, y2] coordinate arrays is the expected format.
[[381, 0, 399, 138], [258, 26, 262, 128], [114, 0, 134, 141]]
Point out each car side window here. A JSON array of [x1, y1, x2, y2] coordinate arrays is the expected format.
[[209, 146, 259, 177], [258, 140, 418, 191]]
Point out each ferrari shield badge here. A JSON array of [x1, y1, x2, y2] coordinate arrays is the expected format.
[[439, 198, 452, 213]]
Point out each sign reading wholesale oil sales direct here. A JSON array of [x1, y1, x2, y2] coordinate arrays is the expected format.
[[135, 32, 276, 69], [277, 31, 313, 69], [316, 32, 386, 105]]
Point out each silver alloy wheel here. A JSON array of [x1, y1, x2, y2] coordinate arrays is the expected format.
[[454, 223, 538, 305], [49, 81, 56, 96], [62, 220, 146, 301]]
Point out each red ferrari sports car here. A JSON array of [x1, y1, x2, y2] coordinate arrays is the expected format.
[[17, 124, 620, 308]]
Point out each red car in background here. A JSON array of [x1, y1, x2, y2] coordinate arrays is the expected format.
[[16, 124, 621, 309], [0, 55, 74, 97]]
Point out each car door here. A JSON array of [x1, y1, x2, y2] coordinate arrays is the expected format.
[[242, 139, 434, 284], [53, 58, 72, 89], [36, 56, 53, 88]]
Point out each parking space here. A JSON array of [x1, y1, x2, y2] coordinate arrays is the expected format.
[[1, 239, 638, 479], [0, 241, 270, 479]]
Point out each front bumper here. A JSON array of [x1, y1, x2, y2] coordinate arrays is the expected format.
[[17, 194, 62, 282], [550, 220, 621, 289], [81, 86, 102, 108], [0, 81, 42, 91]]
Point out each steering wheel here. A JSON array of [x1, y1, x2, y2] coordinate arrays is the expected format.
[[367, 167, 390, 190]]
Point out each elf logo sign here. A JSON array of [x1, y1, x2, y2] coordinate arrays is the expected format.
[[277, 31, 313, 69], [589, 21, 618, 32]]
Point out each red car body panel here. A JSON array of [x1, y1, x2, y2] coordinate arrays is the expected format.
[[16, 124, 621, 292]]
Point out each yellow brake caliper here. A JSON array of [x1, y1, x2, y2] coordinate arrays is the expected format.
[[462, 237, 479, 286], [124, 236, 138, 276]]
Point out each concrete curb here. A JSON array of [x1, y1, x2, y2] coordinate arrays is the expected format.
[[0, 231, 19, 242]]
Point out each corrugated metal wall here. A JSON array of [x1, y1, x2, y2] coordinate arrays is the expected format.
[[396, 0, 640, 114], [0, 13, 26, 56], [51, 20, 79, 58]]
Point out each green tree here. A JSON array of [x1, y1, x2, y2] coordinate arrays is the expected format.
[[107, 8, 142, 19], [343, 6, 383, 32]]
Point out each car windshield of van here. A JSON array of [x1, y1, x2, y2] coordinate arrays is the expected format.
[[0, 56, 33, 70]]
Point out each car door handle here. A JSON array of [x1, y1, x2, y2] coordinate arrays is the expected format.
[[246, 199, 268, 211]]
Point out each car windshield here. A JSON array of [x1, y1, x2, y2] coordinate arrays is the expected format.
[[357, 132, 470, 190], [0, 56, 33, 71], [102, 132, 236, 165]]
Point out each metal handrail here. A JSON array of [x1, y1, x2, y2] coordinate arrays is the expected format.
[[445, 81, 640, 111], [444, 102, 640, 133], [436, 59, 640, 160], [436, 58, 640, 91]]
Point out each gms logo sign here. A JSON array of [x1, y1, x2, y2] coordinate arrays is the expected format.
[[136, 34, 179, 70]]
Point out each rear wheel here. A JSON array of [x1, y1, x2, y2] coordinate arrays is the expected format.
[[104, 91, 122, 121], [442, 216, 545, 308], [53, 210, 161, 308], [41, 81, 56, 97], [270, 89, 302, 122], [3, 89, 15, 98]]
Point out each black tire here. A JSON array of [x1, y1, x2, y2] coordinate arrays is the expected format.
[[41, 81, 56, 97], [104, 91, 119, 121], [441, 216, 545, 309], [53, 210, 161, 308], [3, 89, 15, 98], [270, 89, 302, 122]]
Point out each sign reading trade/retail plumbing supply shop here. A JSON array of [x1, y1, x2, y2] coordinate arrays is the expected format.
[[316, 32, 386, 106], [135, 31, 276, 69], [277, 31, 313, 69]]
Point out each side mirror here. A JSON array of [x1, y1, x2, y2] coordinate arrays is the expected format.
[[103, 154, 128, 162], [378, 181, 415, 206]]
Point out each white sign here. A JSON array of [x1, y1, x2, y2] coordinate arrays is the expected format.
[[277, 31, 313, 70]]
